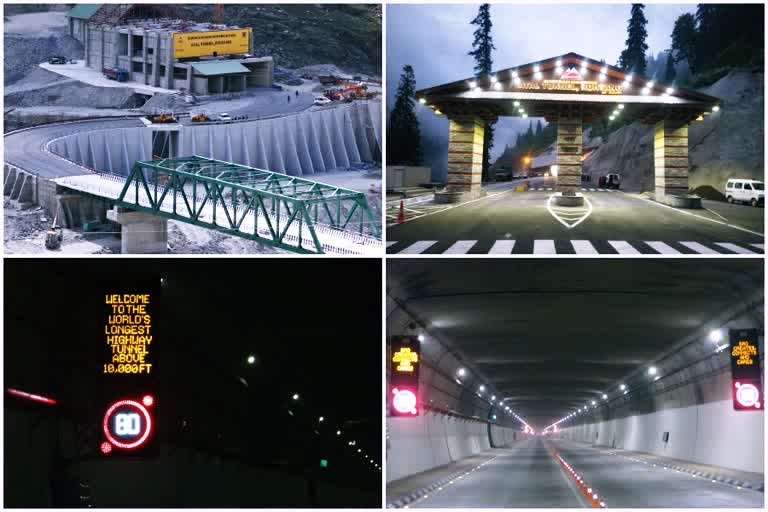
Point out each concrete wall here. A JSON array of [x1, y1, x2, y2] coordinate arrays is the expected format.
[[46, 102, 382, 177], [559, 398, 764, 474], [387, 410, 516, 483]]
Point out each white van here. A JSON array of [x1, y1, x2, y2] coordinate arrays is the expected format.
[[725, 178, 764, 207]]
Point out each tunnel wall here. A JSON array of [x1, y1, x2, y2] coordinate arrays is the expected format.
[[386, 295, 520, 483], [45, 102, 381, 177], [558, 306, 764, 474], [387, 410, 516, 483]]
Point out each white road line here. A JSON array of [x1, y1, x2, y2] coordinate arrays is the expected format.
[[443, 240, 477, 254], [534, 239, 557, 254], [598, 189, 606, 192], [679, 241, 720, 254], [398, 241, 437, 254], [645, 241, 681, 254], [637, 196, 764, 238], [571, 240, 599, 254], [714, 242, 758, 254], [704, 207, 728, 222], [751, 243, 764, 251], [489, 240, 516, 254], [546, 188, 553, 191], [608, 240, 641, 254], [386, 241, 398, 248]]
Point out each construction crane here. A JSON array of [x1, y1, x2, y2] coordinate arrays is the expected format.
[[213, 4, 224, 25]]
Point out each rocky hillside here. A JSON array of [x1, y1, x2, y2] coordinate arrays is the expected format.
[[583, 71, 763, 193], [186, 4, 381, 75]]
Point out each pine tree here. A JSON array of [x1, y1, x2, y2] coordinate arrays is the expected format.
[[387, 65, 423, 165], [663, 51, 676, 84], [618, 4, 649, 75], [671, 13, 698, 73], [468, 3, 496, 182]]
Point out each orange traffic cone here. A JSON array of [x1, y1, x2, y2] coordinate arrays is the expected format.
[[397, 200, 406, 223]]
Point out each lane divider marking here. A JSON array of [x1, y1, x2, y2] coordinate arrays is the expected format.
[[548, 444, 607, 508]]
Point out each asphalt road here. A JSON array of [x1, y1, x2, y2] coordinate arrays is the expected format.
[[4, 118, 143, 178], [410, 439, 583, 508], [552, 440, 764, 508], [387, 177, 764, 255], [406, 438, 763, 508]]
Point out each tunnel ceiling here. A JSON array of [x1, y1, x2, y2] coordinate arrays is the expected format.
[[388, 259, 762, 429]]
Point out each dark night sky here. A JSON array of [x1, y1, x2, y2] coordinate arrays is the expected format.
[[4, 258, 382, 504]]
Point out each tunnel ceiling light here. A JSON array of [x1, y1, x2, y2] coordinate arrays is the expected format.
[[712, 105, 720, 112], [709, 329, 724, 343], [318, 416, 324, 422], [624, 390, 629, 395], [491, 395, 496, 400], [619, 384, 626, 391], [292, 393, 300, 400], [648, 366, 658, 376], [456, 378, 462, 385], [418, 98, 426, 104], [602, 394, 608, 400], [336, 430, 341, 435], [479, 385, 485, 392], [246, 355, 256, 364], [591, 400, 596, 405], [654, 376, 661, 381], [457, 368, 466, 377], [418, 334, 425, 342]]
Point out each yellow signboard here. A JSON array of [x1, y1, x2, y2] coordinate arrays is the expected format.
[[173, 28, 251, 59]]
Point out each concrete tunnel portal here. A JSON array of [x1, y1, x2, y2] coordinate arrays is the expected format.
[[385, 259, 764, 508]]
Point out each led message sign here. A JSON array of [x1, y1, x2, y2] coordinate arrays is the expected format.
[[729, 329, 762, 411], [390, 336, 421, 417], [104, 294, 153, 375]]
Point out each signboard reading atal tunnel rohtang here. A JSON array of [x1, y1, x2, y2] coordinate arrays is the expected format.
[[173, 28, 252, 59], [729, 329, 763, 411], [100, 277, 162, 456]]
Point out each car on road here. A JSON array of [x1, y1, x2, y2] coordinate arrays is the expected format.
[[599, 173, 621, 189], [725, 178, 764, 206], [314, 96, 332, 106], [217, 113, 232, 122], [48, 56, 68, 65]]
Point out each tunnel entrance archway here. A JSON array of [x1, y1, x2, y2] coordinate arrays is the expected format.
[[416, 52, 721, 207]]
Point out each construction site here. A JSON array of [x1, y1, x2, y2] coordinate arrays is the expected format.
[[4, 4, 383, 255]]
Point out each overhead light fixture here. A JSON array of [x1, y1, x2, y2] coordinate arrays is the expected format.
[[712, 105, 720, 112], [709, 329, 724, 343], [457, 368, 466, 377], [591, 400, 596, 405], [619, 384, 626, 391], [418, 98, 426, 104], [491, 395, 496, 400], [648, 366, 658, 376], [479, 385, 485, 392], [602, 394, 608, 400]]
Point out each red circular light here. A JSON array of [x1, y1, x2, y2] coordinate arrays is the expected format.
[[142, 395, 154, 407], [392, 389, 417, 415], [100, 441, 113, 454], [736, 383, 760, 408], [103, 399, 153, 450]]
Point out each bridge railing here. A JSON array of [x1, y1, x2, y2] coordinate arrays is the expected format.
[[115, 157, 380, 254]]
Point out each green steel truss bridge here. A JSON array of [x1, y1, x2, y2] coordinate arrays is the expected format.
[[54, 156, 381, 254]]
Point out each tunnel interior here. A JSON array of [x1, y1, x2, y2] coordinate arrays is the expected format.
[[386, 259, 764, 507]]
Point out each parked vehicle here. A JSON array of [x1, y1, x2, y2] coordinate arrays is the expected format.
[[313, 96, 332, 106], [217, 113, 232, 122], [725, 178, 764, 207], [48, 56, 68, 65], [103, 67, 128, 82], [598, 173, 621, 189]]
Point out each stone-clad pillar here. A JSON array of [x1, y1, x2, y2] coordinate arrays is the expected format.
[[445, 116, 484, 200], [556, 117, 582, 193], [654, 120, 689, 198]]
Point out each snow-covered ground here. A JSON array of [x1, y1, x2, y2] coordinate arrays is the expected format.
[[39, 60, 179, 95]]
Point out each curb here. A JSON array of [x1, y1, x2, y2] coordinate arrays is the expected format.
[[608, 451, 764, 492]]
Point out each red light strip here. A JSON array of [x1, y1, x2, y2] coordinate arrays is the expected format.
[[548, 444, 607, 508], [7, 388, 57, 405]]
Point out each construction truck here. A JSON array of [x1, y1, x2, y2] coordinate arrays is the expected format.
[[149, 112, 177, 124], [191, 112, 211, 123]]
